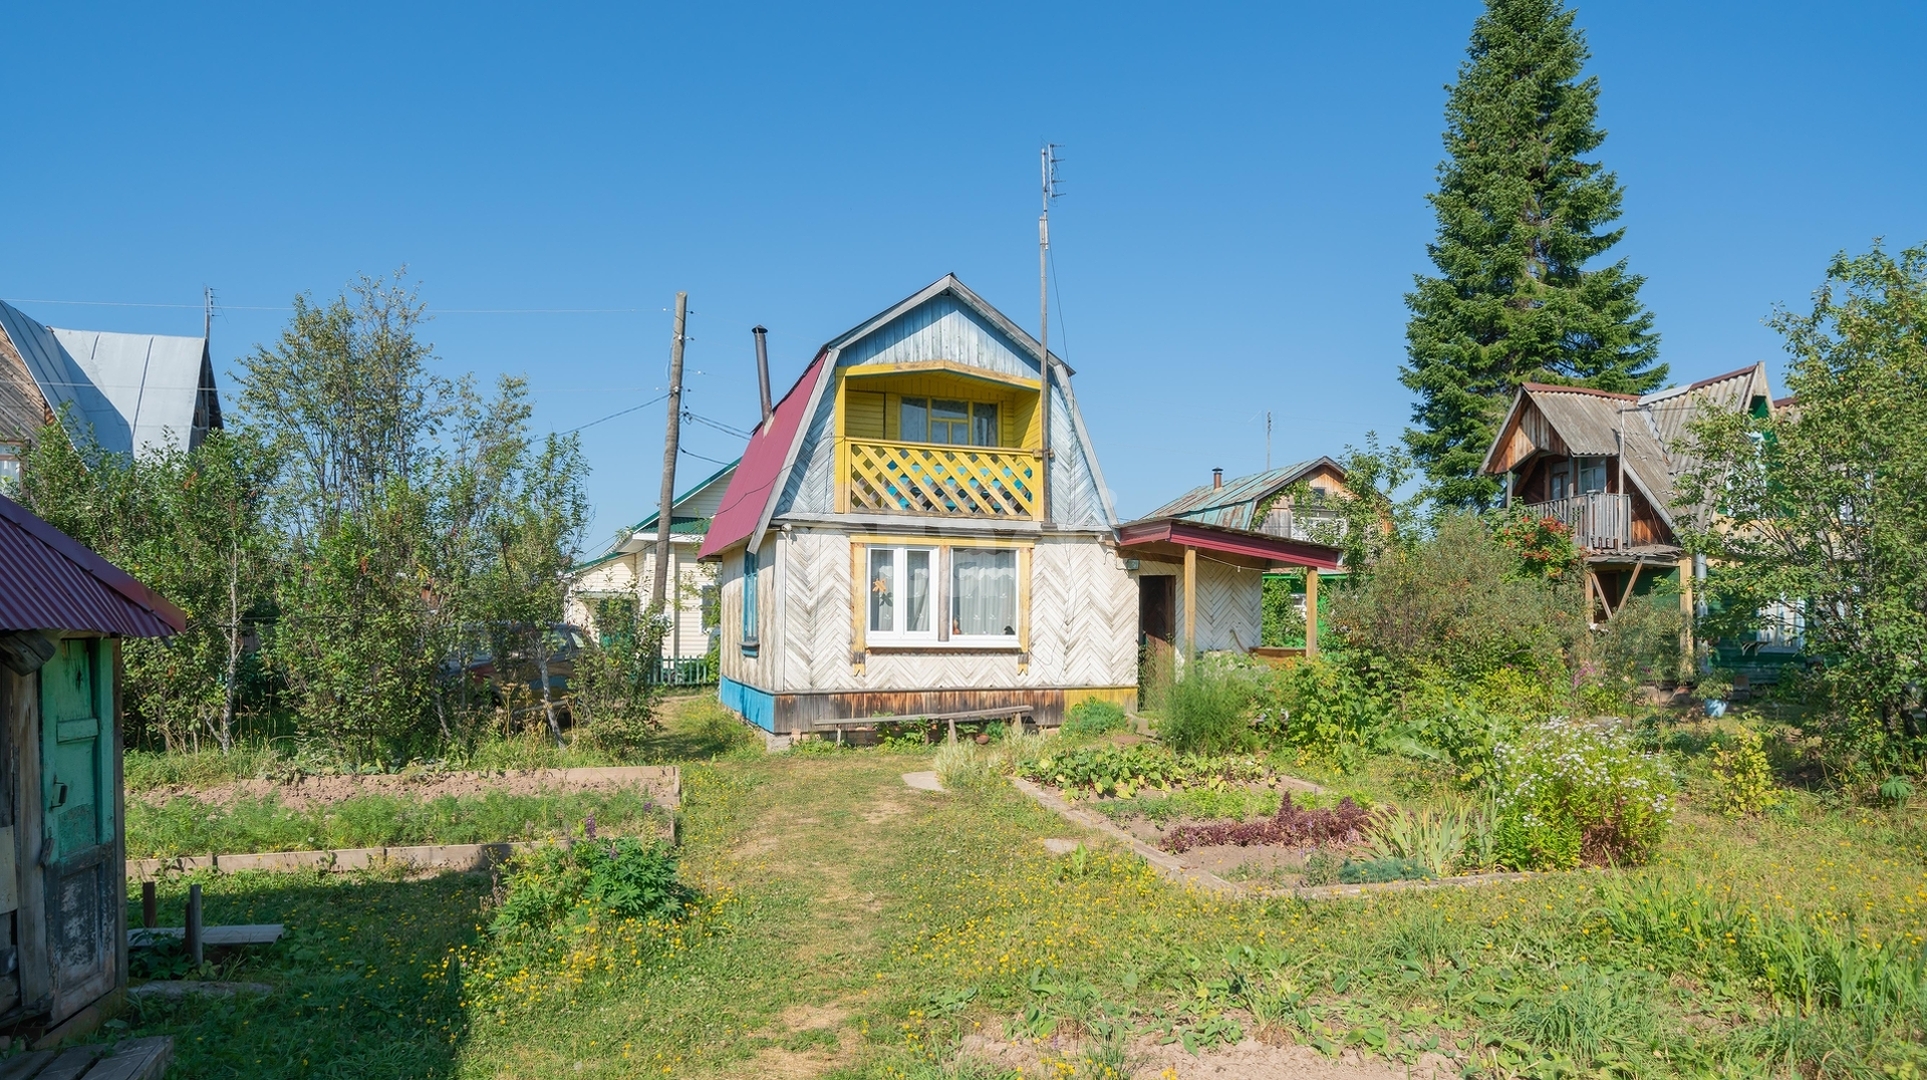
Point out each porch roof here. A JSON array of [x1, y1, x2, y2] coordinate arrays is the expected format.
[[1115, 517, 1343, 571]]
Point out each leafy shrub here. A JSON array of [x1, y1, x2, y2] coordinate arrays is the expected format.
[[1161, 793, 1370, 853], [1585, 591, 1686, 698], [1336, 856, 1433, 884], [1707, 727, 1781, 816], [1155, 660, 1261, 755], [1491, 719, 1674, 870], [569, 637, 663, 755], [1016, 745, 1265, 799], [1360, 805, 1470, 877], [490, 834, 691, 935], [1061, 699, 1132, 740], [1329, 513, 1582, 687], [1254, 657, 1384, 767]]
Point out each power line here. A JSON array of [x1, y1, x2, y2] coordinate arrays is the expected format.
[[2, 297, 645, 315], [554, 394, 667, 437], [680, 446, 735, 466], [681, 410, 752, 440]]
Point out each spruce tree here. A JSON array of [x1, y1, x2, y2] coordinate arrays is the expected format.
[[1402, 0, 1663, 509]]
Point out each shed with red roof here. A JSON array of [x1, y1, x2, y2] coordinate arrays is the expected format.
[[0, 493, 183, 1040]]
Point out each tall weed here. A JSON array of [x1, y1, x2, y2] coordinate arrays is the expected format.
[[1491, 718, 1674, 869], [1155, 659, 1260, 755]]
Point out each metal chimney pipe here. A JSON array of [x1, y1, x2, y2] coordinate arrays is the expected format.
[[752, 326, 773, 427], [1212, 468, 1223, 489]]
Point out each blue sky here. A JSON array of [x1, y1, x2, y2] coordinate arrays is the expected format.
[[5, 2, 1924, 545]]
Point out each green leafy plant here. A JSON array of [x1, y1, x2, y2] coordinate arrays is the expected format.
[[490, 833, 691, 936], [1878, 776, 1915, 806], [1060, 699, 1132, 740], [1015, 745, 1266, 799], [1492, 718, 1674, 870]]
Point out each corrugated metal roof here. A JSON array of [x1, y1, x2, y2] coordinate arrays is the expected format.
[[0, 493, 183, 636], [0, 300, 218, 458], [700, 353, 828, 559], [1136, 459, 1340, 531], [1488, 365, 1776, 533]]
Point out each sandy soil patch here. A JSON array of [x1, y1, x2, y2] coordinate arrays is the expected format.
[[144, 767, 676, 810], [961, 1032, 1456, 1079]]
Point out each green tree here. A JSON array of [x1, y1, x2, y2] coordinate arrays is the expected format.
[[1402, 0, 1663, 509], [1677, 241, 1927, 771], [20, 425, 281, 751]]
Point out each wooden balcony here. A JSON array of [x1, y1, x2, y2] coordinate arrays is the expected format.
[[840, 438, 1041, 519], [1520, 493, 1631, 552]]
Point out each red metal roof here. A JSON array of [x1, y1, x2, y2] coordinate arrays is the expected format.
[[0, 494, 184, 636], [1116, 518, 1344, 570], [698, 351, 829, 560]]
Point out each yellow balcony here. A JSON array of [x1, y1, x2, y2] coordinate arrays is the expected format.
[[840, 439, 1041, 519]]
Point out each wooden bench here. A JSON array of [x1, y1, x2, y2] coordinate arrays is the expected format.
[[0, 1037, 171, 1080]]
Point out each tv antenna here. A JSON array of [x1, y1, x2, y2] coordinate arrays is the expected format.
[[1038, 142, 1063, 522]]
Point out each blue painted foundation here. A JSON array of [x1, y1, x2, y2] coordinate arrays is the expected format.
[[718, 676, 777, 732]]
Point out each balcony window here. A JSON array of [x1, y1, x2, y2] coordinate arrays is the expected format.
[[1577, 457, 1607, 494], [951, 548, 1017, 640], [900, 398, 999, 447], [868, 545, 935, 642]]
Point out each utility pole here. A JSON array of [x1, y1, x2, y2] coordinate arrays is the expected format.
[[1037, 143, 1062, 522], [1266, 411, 1273, 471], [203, 286, 215, 339], [651, 293, 689, 627]]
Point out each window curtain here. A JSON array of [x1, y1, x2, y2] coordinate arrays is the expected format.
[[951, 549, 1017, 636], [904, 549, 931, 633]]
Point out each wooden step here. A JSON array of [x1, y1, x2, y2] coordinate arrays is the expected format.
[[0, 1038, 170, 1080]]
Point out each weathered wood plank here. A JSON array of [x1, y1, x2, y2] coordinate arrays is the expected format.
[[83, 1039, 172, 1080], [28, 1047, 99, 1080], [129, 924, 281, 948], [0, 1050, 55, 1080]]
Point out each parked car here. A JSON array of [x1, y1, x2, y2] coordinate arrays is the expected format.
[[444, 623, 588, 698]]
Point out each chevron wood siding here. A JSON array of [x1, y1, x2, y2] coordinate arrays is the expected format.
[[839, 294, 1035, 378], [1192, 560, 1263, 652], [761, 530, 1134, 696]]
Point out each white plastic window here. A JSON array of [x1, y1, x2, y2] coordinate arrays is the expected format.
[[950, 548, 1017, 640], [867, 546, 935, 642]]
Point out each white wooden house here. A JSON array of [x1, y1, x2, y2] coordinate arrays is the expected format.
[[697, 276, 1141, 734], [565, 462, 735, 666]]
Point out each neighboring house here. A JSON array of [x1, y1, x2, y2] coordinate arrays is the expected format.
[[1481, 363, 1777, 628], [0, 301, 224, 480], [564, 461, 737, 668], [1119, 463, 1348, 660], [698, 275, 1140, 735], [0, 493, 184, 1038]]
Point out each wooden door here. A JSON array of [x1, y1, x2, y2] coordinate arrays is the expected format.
[[39, 639, 116, 1023], [1139, 576, 1174, 645]]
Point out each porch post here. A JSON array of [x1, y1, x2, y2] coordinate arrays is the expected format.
[[1678, 556, 1695, 679], [1182, 546, 1196, 661], [1303, 567, 1319, 659]]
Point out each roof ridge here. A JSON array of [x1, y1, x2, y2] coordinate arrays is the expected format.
[[1520, 382, 1641, 401]]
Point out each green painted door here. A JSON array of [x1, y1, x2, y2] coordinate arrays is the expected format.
[[41, 639, 112, 861], [39, 638, 117, 1021]]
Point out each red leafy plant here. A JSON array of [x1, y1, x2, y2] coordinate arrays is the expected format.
[[1161, 793, 1372, 853]]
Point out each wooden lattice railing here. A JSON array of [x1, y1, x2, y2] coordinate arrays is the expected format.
[[842, 439, 1041, 518]]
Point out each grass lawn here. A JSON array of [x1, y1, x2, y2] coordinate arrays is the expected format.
[[101, 706, 1927, 1079]]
